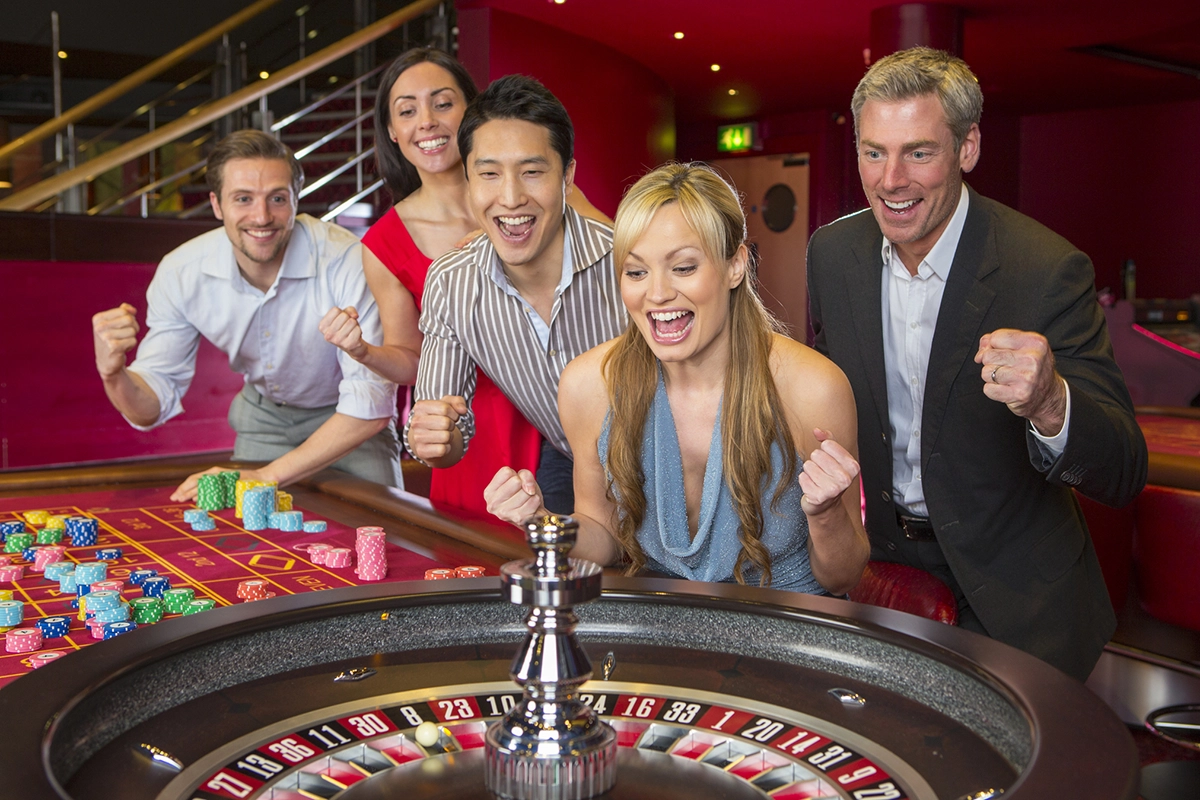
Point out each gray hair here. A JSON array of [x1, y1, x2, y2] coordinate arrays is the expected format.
[[851, 46, 982, 150]]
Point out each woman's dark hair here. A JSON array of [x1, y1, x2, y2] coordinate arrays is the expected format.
[[372, 47, 479, 202], [457, 74, 574, 173]]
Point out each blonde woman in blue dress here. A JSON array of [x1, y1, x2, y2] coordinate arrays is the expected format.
[[486, 163, 868, 595]]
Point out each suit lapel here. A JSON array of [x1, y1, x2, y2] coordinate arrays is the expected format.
[[846, 223, 891, 440], [923, 186, 998, 461]]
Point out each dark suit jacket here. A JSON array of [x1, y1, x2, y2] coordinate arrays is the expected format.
[[807, 185, 1147, 681]]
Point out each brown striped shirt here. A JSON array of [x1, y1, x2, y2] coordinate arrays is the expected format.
[[411, 207, 627, 457]]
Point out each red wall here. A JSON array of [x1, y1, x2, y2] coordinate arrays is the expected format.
[[456, 6, 675, 218], [1018, 98, 1200, 300], [0, 260, 239, 470]]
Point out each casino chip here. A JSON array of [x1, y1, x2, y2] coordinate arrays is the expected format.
[[5, 627, 42, 653], [29, 651, 66, 668]]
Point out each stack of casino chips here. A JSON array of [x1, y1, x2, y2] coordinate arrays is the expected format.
[[30, 651, 65, 669], [23, 510, 50, 527], [425, 565, 487, 580], [0, 599, 24, 630], [276, 491, 293, 512], [6, 627, 42, 653], [4, 531, 33, 554], [32, 546, 66, 573], [183, 508, 216, 531], [161, 588, 195, 615], [355, 527, 387, 581], [235, 479, 275, 518], [302, 520, 327, 533], [130, 596, 163, 624], [0, 562, 25, 583], [129, 569, 159, 587], [306, 544, 332, 564], [196, 470, 240, 511], [183, 598, 216, 615], [66, 517, 99, 547], [196, 474, 225, 511], [242, 486, 276, 531], [36, 526, 63, 545], [74, 561, 107, 587], [0, 520, 25, 541], [324, 547, 352, 568], [44, 562, 73, 583], [36, 616, 70, 639], [236, 580, 271, 602], [141, 575, 171, 599], [103, 621, 137, 639]]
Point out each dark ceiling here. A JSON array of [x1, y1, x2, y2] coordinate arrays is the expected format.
[[460, 0, 1200, 121], [5, 1, 1200, 125]]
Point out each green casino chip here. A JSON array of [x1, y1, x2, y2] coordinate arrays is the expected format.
[[182, 598, 216, 615]]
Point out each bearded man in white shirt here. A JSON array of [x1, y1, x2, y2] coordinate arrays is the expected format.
[[91, 130, 401, 500]]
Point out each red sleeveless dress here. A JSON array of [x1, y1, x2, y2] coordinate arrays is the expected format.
[[362, 210, 543, 519]]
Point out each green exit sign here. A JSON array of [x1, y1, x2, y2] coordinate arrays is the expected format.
[[717, 122, 757, 153]]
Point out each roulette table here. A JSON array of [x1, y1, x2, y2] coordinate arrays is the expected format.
[[0, 460, 1138, 800]]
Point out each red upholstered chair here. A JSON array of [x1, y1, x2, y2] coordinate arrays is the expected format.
[[1076, 492, 1135, 611], [1135, 485, 1200, 631], [848, 561, 958, 625]]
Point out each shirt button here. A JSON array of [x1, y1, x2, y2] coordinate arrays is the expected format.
[[910, 321, 918, 329], [266, 364, 274, 370], [273, 385, 280, 391], [263, 331, 271, 338], [524, 307, 531, 314], [913, 429, 920, 438], [548, 349, 558, 357], [910, 376, 918, 386]]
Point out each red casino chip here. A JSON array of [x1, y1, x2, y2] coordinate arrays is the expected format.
[[425, 569, 455, 580], [455, 566, 486, 578]]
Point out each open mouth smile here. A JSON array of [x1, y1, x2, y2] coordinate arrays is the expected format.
[[881, 198, 920, 214], [648, 309, 694, 343], [496, 215, 535, 241], [417, 137, 449, 152]]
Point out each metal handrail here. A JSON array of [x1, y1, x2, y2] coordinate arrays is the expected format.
[[322, 179, 385, 221], [0, 0, 282, 166], [87, 134, 214, 216], [77, 66, 217, 155], [299, 146, 376, 199], [0, 0, 439, 213], [271, 61, 387, 131], [90, 159, 208, 217], [293, 109, 373, 159]]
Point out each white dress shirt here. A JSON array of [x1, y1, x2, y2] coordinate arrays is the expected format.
[[128, 214, 396, 430], [882, 185, 1070, 516]]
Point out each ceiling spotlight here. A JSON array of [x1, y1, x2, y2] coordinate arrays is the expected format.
[[259, 71, 270, 80], [673, 32, 684, 39], [711, 64, 720, 72], [328, 75, 339, 84], [57, 50, 67, 59], [728, 89, 737, 95], [307, 29, 317, 39], [553, 0, 566, 4]]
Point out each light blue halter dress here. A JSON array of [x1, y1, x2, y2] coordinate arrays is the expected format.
[[598, 374, 823, 593]]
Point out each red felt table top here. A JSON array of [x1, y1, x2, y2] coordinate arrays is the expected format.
[[0, 485, 478, 687]]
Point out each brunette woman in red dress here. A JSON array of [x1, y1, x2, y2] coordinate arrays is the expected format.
[[320, 48, 607, 519]]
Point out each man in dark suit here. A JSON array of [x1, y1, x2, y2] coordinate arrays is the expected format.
[[807, 47, 1147, 682]]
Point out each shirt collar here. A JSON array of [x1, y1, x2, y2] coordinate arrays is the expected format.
[[880, 183, 969, 281], [485, 208, 582, 293], [201, 213, 314, 283]]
